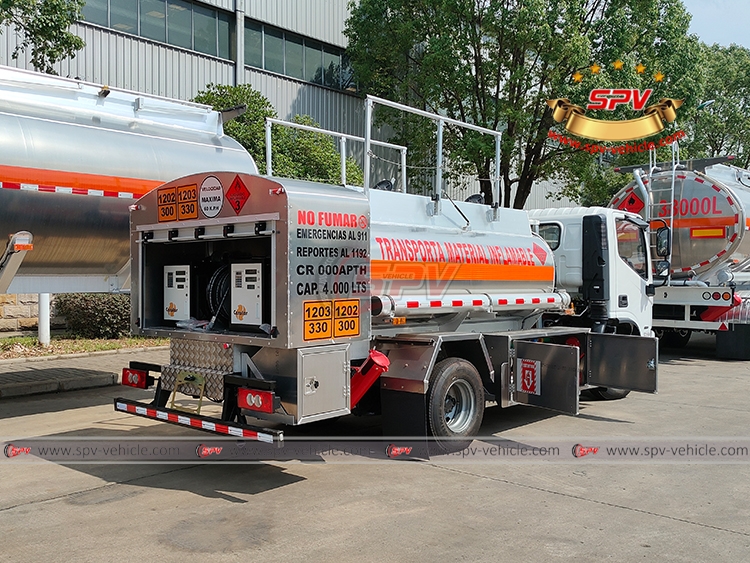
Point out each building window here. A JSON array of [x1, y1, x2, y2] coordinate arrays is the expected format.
[[243, 19, 355, 92], [82, 0, 232, 59]]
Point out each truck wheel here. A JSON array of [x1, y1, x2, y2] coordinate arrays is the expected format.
[[428, 358, 484, 448], [660, 329, 692, 349], [590, 387, 630, 400]]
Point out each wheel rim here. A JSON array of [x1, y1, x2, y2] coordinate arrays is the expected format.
[[443, 379, 476, 434]]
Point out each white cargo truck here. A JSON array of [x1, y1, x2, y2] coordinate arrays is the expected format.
[[116, 97, 658, 447]]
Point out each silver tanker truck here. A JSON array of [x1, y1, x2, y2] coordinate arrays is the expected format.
[[0, 65, 257, 295], [610, 156, 750, 359], [116, 97, 658, 448]]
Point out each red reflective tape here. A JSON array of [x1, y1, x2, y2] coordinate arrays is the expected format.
[[498, 299, 508, 305], [695, 177, 705, 183], [215, 424, 229, 434], [727, 196, 734, 205], [430, 300, 442, 307], [72, 188, 89, 195], [242, 429, 258, 439], [146, 408, 157, 418], [103, 190, 118, 198], [515, 298, 525, 305], [167, 413, 179, 423], [547, 297, 555, 303], [125, 404, 136, 414], [734, 214, 739, 223], [452, 300, 463, 306], [532, 297, 541, 304], [712, 185, 721, 192], [2, 182, 21, 189], [37, 185, 55, 192], [472, 299, 482, 306], [730, 233, 738, 242], [717, 250, 726, 257], [677, 175, 686, 179], [406, 301, 419, 308], [642, 179, 649, 184], [190, 418, 203, 428], [681, 267, 692, 272]]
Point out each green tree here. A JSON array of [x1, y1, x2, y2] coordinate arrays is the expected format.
[[682, 43, 750, 168], [345, 0, 702, 208], [193, 83, 363, 185], [0, 0, 85, 73]]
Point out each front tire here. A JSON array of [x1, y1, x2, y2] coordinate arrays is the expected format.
[[428, 358, 484, 449], [590, 387, 630, 400]]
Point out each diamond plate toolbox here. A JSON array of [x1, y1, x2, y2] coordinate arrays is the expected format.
[[161, 338, 234, 401]]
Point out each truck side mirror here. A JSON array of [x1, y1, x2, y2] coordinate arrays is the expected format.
[[656, 260, 670, 277], [656, 227, 670, 257]]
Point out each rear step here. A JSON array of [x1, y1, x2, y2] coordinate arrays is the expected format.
[[114, 398, 284, 445]]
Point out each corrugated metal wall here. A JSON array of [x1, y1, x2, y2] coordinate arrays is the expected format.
[[1, 23, 235, 100], [244, 68, 363, 135], [245, 0, 349, 46]]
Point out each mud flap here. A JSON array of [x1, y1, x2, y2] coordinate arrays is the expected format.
[[586, 333, 658, 393]]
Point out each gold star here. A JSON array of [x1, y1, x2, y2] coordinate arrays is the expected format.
[[590, 63, 601, 74], [635, 63, 646, 74], [612, 60, 624, 70], [572, 71, 584, 83], [654, 71, 665, 82]]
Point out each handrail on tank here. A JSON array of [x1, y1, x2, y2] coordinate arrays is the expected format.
[[263, 117, 408, 191], [362, 95, 505, 206]]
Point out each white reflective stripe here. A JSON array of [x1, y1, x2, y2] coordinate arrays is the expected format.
[[135, 406, 147, 415], [202, 421, 216, 431], [177, 415, 191, 425], [56, 187, 73, 194], [257, 433, 273, 444], [156, 410, 168, 420], [228, 426, 243, 437], [20, 184, 36, 190], [115, 402, 127, 411], [89, 189, 104, 196], [118, 192, 134, 198]]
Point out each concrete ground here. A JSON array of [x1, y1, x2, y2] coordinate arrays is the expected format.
[[0, 334, 748, 562]]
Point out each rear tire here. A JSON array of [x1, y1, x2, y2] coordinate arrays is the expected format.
[[659, 329, 692, 349], [427, 358, 484, 451]]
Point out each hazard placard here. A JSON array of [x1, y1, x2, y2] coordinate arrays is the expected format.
[[617, 191, 645, 214], [226, 175, 250, 215]]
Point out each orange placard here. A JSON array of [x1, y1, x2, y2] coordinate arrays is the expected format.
[[333, 299, 360, 338], [177, 183, 198, 220], [157, 186, 176, 222]]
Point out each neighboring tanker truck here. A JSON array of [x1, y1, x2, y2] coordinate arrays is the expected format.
[[116, 97, 658, 447], [609, 156, 750, 359], [0, 65, 258, 294]]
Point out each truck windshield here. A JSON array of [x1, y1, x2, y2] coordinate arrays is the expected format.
[[616, 219, 648, 279]]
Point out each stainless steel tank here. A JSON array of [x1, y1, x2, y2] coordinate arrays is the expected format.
[[0, 65, 258, 292], [610, 164, 750, 280]]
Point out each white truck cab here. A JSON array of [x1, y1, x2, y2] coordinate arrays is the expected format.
[[528, 207, 654, 337]]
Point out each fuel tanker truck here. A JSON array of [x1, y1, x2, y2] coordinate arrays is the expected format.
[[609, 156, 750, 359], [0, 65, 257, 295], [115, 98, 658, 447]]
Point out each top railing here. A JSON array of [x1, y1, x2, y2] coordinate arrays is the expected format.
[[264, 117, 408, 191], [362, 95, 505, 205]]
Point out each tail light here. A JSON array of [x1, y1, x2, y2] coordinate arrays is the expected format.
[[122, 368, 148, 389], [238, 388, 276, 414]]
